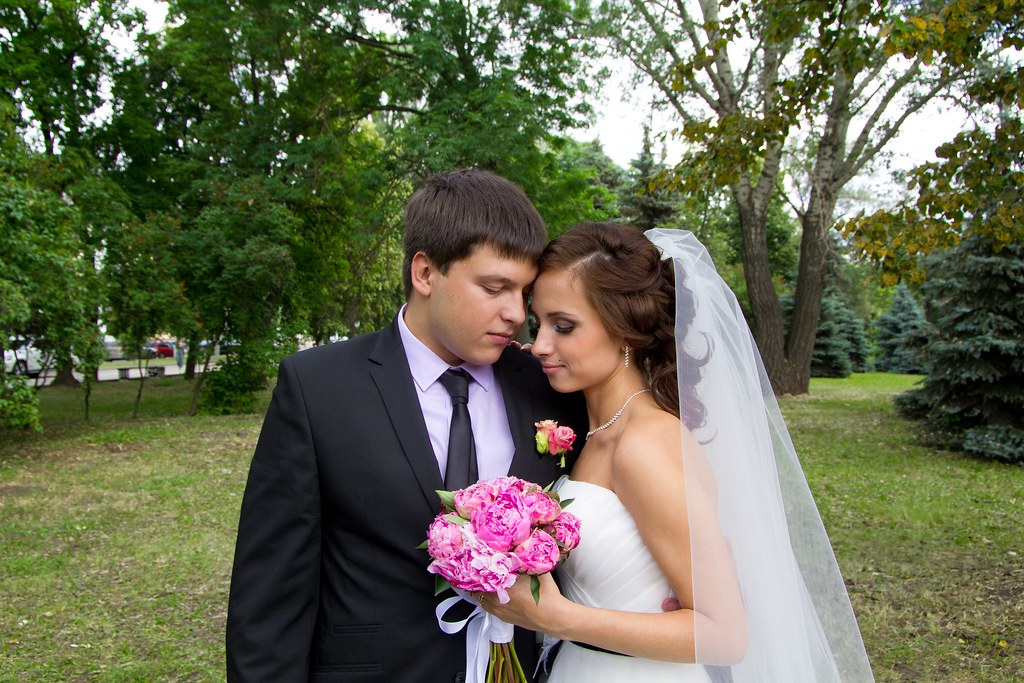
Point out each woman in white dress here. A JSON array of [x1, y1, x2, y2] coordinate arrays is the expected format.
[[478, 223, 874, 682]]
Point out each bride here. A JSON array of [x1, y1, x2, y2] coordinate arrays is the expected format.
[[477, 223, 874, 682]]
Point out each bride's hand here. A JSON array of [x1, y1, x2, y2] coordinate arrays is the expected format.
[[475, 573, 569, 635]]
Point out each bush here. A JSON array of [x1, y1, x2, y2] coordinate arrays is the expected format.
[[0, 375, 41, 430], [199, 341, 277, 415]]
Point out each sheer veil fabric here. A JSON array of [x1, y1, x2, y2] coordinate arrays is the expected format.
[[645, 229, 874, 682]]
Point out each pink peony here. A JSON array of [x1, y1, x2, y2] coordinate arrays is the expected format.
[[523, 491, 563, 525], [512, 529, 561, 575], [426, 517, 465, 560], [545, 511, 582, 553], [453, 480, 501, 517], [428, 531, 522, 597], [471, 491, 533, 552], [496, 476, 538, 496]]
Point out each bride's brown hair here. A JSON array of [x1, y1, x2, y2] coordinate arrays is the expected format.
[[537, 222, 706, 430]]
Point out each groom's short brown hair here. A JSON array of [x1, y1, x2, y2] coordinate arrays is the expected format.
[[402, 168, 547, 297]]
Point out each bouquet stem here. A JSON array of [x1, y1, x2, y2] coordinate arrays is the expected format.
[[485, 642, 527, 683]]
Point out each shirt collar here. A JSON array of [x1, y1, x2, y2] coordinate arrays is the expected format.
[[397, 304, 495, 392]]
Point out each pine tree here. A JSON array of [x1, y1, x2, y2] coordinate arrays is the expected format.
[[809, 291, 854, 378], [622, 125, 676, 232], [838, 303, 873, 373], [874, 285, 927, 373], [782, 290, 863, 378], [895, 236, 1024, 463]]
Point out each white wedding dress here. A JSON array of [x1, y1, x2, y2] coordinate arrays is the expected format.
[[546, 476, 713, 683]]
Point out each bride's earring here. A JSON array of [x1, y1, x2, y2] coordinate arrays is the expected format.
[[624, 346, 630, 369]]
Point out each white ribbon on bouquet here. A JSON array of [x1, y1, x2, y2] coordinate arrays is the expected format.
[[436, 591, 515, 683]]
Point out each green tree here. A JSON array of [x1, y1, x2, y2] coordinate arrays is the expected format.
[[895, 236, 1024, 463], [842, 4, 1024, 282], [874, 285, 927, 374], [0, 134, 95, 424], [839, 303, 873, 374], [104, 214, 188, 417], [592, 0, 986, 393], [2, 0, 143, 388], [182, 178, 297, 415], [550, 136, 626, 224], [0, 0, 143, 156], [622, 125, 677, 232], [810, 292, 854, 379]]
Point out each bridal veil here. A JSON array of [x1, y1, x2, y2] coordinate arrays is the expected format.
[[645, 228, 874, 682]]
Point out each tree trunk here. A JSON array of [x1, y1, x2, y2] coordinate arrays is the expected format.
[[84, 377, 93, 421], [51, 359, 79, 387], [731, 166, 792, 393], [188, 355, 213, 416], [133, 358, 148, 418], [185, 343, 197, 380], [777, 185, 836, 395]]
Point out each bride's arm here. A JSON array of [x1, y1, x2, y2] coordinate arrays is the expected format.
[[482, 415, 747, 665]]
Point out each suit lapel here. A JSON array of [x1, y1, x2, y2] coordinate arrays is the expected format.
[[368, 321, 444, 514], [494, 353, 538, 480]]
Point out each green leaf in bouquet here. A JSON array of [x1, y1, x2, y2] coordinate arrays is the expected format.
[[531, 575, 541, 605], [415, 539, 429, 549], [436, 490, 456, 511], [443, 512, 469, 525], [434, 574, 453, 596], [559, 497, 574, 509]]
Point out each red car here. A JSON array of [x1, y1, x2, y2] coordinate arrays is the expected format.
[[145, 340, 175, 358]]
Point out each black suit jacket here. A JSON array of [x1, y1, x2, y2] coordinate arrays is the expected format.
[[226, 320, 587, 682]]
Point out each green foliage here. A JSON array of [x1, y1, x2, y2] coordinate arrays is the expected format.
[[0, 375, 41, 430], [784, 289, 870, 378], [840, 306, 873, 374], [621, 125, 676, 231], [199, 341, 278, 415], [594, 0, 996, 393], [842, 1, 1024, 283], [874, 285, 928, 374], [963, 426, 1024, 465], [0, 0, 144, 155], [842, 120, 1024, 283], [810, 291, 854, 379], [0, 137, 102, 390], [896, 236, 1024, 462]]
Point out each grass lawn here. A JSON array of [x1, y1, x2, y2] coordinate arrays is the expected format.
[[1, 373, 1021, 681]]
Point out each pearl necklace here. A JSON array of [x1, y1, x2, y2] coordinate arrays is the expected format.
[[586, 389, 651, 439]]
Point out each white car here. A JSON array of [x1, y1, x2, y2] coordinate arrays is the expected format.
[[3, 342, 48, 377]]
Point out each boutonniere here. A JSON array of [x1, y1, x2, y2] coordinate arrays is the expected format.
[[534, 420, 577, 468]]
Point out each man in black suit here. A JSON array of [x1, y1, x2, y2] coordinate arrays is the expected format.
[[226, 169, 587, 682]]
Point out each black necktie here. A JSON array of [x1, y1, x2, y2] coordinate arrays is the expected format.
[[440, 368, 477, 491]]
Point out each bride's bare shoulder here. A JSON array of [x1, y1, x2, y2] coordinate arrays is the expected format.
[[613, 409, 717, 501]]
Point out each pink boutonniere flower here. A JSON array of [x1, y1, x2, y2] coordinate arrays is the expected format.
[[534, 419, 576, 468]]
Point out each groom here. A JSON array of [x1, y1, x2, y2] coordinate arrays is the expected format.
[[226, 169, 587, 682]]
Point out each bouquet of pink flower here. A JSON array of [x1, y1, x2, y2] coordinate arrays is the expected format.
[[423, 476, 581, 683]]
